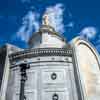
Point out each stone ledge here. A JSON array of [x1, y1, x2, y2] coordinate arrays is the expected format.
[[9, 48, 73, 61]]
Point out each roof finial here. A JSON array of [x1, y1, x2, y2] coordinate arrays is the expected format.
[[42, 13, 49, 26]]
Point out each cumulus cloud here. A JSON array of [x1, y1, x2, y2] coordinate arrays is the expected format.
[[16, 11, 40, 42], [43, 3, 65, 33], [14, 3, 66, 43], [79, 26, 100, 53], [80, 27, 97, 39]]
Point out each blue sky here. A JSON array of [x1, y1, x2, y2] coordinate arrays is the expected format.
[[0, 0, 100, 53]]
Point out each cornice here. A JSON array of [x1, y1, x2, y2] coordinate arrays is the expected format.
[[9, 48, 73, 61]]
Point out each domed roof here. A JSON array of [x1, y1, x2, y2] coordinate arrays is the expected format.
[[28, 14, 67, 48]]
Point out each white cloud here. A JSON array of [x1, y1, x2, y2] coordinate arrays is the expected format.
[[80, 26, 97, 39], [79, 26, 100, 53], [14, 3, 66, 43], [43, 3, 65, 33], [16, 11, 40, 42]]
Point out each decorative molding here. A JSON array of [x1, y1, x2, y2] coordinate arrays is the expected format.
[[9, 48, 72, 61]]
